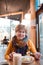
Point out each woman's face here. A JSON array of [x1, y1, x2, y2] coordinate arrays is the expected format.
[[16, 30, 26, 40]]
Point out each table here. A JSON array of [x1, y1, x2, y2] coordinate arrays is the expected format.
[[22, 56, 43, 65], [22, 59, 43, 65], [5, 56, 43, 65]]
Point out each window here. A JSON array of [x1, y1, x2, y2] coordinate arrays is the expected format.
[[0, 18, 20, 41]]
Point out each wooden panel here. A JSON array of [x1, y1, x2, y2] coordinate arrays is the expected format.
[[0, 0, 30, 15]]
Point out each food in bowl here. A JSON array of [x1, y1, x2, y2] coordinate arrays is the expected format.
[[22, 56, 34, 63]]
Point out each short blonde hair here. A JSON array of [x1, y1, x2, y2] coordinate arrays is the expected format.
[[15, 24, 27, 33]]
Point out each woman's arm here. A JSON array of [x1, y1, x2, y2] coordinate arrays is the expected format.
[[4, 41, 13, 60], [27, 39, 37, 53], [27, 40, 41, 60]]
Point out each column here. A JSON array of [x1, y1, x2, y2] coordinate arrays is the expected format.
[[30, 0, 36, 47]]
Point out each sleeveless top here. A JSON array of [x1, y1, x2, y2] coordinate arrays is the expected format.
[[12, 36, 28, 56]]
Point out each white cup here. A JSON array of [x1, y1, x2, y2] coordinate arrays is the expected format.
[[13, 53, 22, 65]]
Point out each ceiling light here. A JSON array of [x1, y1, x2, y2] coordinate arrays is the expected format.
[[24, 13, 31, 20]]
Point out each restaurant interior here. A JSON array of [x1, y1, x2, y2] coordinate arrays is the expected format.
[[0, 0, 43, 65]]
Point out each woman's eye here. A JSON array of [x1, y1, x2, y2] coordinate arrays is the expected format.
[[22, 31, 25, 33], [20, 31, 25, 33]]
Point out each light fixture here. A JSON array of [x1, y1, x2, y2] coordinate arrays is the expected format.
[[5, 0, 8, 18], [21, 13, 31, 27], [24, 13, 31, 20], [5, 0, 8, 13]]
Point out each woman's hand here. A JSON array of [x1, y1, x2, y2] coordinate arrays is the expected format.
[[34, 52, 41, 60], [9, 52, 15, 61]]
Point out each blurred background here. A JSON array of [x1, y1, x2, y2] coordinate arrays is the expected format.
[[0, 0, 43, 64]]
